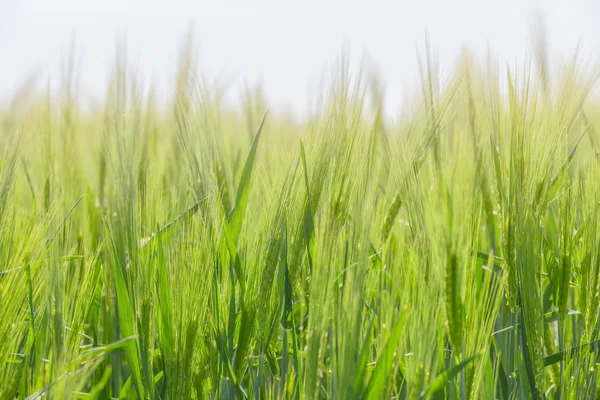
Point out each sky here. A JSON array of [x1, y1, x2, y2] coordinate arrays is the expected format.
[[1, 0, 599, 118]]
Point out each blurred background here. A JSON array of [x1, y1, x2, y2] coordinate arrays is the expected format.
[[1, 0, 599, 119]]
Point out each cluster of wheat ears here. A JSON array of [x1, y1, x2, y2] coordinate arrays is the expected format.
[[1, 36, 600, 399]]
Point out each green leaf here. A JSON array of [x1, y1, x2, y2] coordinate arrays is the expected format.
[[364, 310, 407, 400], [280, 213, 293, 329], [45, 194, 84, 245], [105, 220, 145, 399], [419, 355, 479, 399], [155, 228, 175, 383], [352, 316, 375, 394], [228, 111, 269, 241], [84, 365, 113, 400], [543, 340, 599, 367], [139, 197, 208, 248]]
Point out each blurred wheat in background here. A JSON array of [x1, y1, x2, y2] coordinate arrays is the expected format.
[[2, 14, 600, 399]]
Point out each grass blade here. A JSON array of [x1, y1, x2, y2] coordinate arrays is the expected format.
[[419, 355, 479, 399], [364, 309, 407, 400]]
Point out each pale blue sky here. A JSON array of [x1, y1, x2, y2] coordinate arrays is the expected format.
[[1, 1, 599, 118]]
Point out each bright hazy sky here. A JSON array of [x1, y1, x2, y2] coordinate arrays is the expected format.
[[1, 1, 599, 117]]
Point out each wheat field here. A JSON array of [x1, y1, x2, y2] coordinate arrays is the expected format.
[[1, 38, 600, 399]]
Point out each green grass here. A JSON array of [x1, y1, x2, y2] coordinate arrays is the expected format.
[[1, 38, 600, 399]]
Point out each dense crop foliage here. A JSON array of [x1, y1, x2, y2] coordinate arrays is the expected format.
[[2, 39, 600, 399]]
